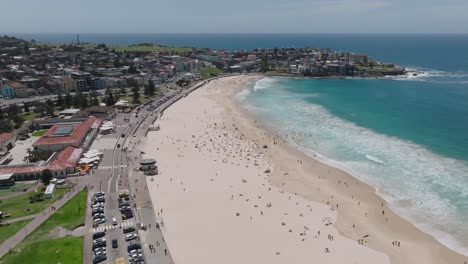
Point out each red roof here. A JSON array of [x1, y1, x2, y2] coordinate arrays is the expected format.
[[48, 146, 83, 171], [0, 146, 83, 175], [0, 164, 45, 175], [0, 132, 15, 143], [6, 81, 24, 89], [33, 116, 101, 147]]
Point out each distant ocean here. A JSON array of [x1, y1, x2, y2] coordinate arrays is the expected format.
[[10, 33, 468, 254]]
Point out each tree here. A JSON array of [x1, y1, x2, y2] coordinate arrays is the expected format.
[[73, 92, 82, 108], [0, 119, 13, 133], [24, 102, 30, 113], [260, 55, 269, 73], [46, 99, 54, 108], [132, 86, 140, 105], [105, 88, 115, 106], [40, 169, 53, 185], [128, 65, 138, 74], [64, 92, 72, 108], [144, 84, 150, 96], [12, 115, 24, 129], [7, 104, 20, 117], [89, 93, 99, 106], [80, 95, 89, 109], [147, 79, 156, 96], [56, 93, 64, 108]]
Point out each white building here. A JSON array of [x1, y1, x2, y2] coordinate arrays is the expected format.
[[44, 183, 55, 199]]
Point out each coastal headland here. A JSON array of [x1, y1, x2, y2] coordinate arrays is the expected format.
[[142, 75, 467, 264]]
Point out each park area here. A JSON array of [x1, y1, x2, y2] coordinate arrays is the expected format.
[[0, 187, 72, 219], [0, 189, 87, 264]]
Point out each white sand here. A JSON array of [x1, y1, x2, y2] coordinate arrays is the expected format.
[[143, 76, 389, 264]]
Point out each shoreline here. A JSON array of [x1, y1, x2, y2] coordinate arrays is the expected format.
[[226, 76, 468, 263], [143, 75, 467, 264]]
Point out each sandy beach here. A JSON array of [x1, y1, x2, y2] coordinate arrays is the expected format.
[[143, 75, 468, 264]]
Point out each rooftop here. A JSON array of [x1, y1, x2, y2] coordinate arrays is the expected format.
[[0, 173, 14, 181], [48, 146, 83, 171], [0, 132, 15, 143], [33, 116, 101, 147]]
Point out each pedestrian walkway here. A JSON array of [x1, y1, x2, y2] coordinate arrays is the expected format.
[[2, 214, 38, 224], [0, 186, 83, 259], [97, 165, 128, 170], [91, 220, 134, 233]]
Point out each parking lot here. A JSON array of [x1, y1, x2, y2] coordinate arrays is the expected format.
[[89, 191, 144, 264]]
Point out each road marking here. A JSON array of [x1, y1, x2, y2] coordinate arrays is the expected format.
[[116, 257, 125, 264], [91, 221, 134, 233]]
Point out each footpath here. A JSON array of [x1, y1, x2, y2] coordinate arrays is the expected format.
[[0, 185, 83, 259]]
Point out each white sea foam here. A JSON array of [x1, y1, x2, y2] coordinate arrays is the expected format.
[[388, 67, 468, 83], [240, 80, 468, 255]]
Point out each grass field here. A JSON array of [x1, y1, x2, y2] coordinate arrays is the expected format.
[[31, 129, 47, 137], [35, 41, 192, 54], [120, 95, 150, 105], [0, 187, 71, 220], [19, 112, 38, 122], [0, 236, 83, 264], [0, 183, 31, 196], [110, 44, 193, 54], [0, 190, 87, 264], [0, 219, 32, 244], [201, 67, 223, 79], [24, 189, 87, 242]]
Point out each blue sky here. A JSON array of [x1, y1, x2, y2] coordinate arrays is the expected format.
[[2, 0, 468, 33]]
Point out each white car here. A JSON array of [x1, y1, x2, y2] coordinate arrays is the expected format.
[[129, 249, 141, 254], [130, 253, 142, 258], [92, 202, 105, 208], [125, 233, 138, 241], [94, 250, 106, 256], [93, 238, 106, 244]]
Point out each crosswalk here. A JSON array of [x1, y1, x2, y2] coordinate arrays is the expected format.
[[91, 220, 134, 233]]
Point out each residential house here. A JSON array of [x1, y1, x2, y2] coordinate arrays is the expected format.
[[0, 83, 16, 98]]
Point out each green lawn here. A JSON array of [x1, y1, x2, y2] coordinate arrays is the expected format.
[[120, 95, 150, 105], [31, 129, 47, 137], [111, 44, 193, 54], [0, 187, 71, 220], [201, 67, 223, 79], [0, 183, 31, 197], [0, 236, 83, 264], [0, 219, 32, 244], [35, 42, 192, 54], [0, 190, 87, 264], [24, 189, 87, 242], [18, 112, 38, 122]]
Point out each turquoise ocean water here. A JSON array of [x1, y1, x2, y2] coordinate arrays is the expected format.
[[11, 33, 468, 254], [238, 63, 468, 254]]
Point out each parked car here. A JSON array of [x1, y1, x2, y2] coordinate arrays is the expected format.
[[93, 238, 106, 244], [93, 214, 105, 220], [92, 232, 105, 240], [125, 233, 138, 241], [123, 227, 136, 234], [92, 241, 106, 250], [93, 247, 106, 254], [110, 239, 117, 248], [94, 250, 106, 257], [93, 254, 107, 264], [127, 243, 141, 252], [92, 209, 104, 215]]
